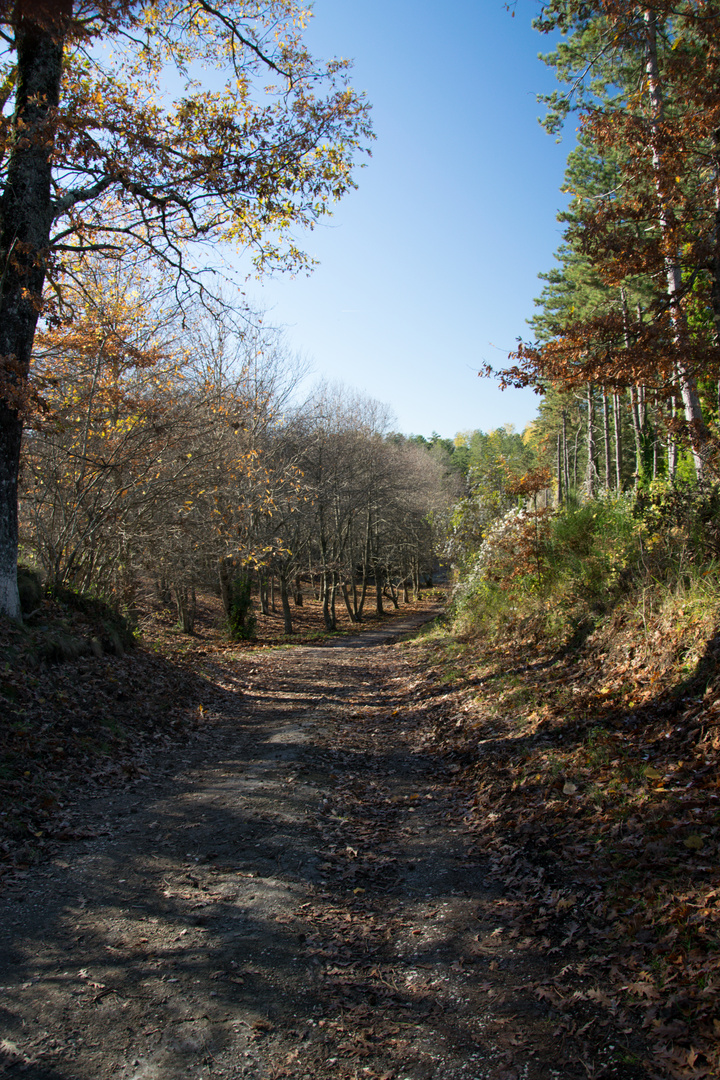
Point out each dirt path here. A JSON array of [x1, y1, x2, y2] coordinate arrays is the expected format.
[[0, 613, 567, 1080]]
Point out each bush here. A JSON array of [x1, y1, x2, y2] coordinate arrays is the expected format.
[[49, 583, 136, 652], [227, 574, 257, 641], [635, 478, 720, 567], [17, 565, 43, 616], [450, 493, 644, 645], [546, 493, 642, 603]]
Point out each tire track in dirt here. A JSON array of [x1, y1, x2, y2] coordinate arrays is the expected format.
[[0, 611, 570, 1080]]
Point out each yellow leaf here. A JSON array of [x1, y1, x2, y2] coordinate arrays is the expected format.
[[684, 834, 704, 850], [645, 767, 663, 780]]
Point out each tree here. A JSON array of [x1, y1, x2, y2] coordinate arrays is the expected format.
[[0, 0, 372, 617], [488, 2, 720, 483], [21, 256, 295, 621]]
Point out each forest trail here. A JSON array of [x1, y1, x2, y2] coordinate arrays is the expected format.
[[0, 612, 564, 1080]]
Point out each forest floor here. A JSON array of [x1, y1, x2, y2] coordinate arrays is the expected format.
[[0, 590, 718, 1079]]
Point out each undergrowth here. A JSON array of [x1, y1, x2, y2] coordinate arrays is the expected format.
[[419, 480, 720, 1079]]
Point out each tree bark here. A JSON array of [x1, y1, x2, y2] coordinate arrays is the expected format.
[[0, 3, 71, 617]]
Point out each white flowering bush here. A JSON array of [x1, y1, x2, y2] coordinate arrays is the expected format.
[[453, 505, 555, 613]]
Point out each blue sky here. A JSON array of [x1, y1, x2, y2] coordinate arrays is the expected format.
[[245, 0, 572, 440]]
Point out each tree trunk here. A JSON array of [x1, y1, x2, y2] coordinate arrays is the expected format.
[[668, 395, 678, 480], [556, 432, 563, 506], [0, 4, 71, 617], [652, 391, 660, 480], [175, 582, 196, 634], [259, 575, 270, 616], [585, 383, 597, 497], [630, 385, 643, 483], [341, 579, 358, 622], [711, 131, 720, 369], [613, 393, 622, 490], [356, 571, 368, 620], [644, 7, 707, 477], [602, 389, 611, 490], [386, 571, 399, 609], [330, 571, 338, 626], [562, 410, 570, 499], [322, 569, 335, 631], [375, 564, 384, 616], [279, 574, 292, 634], [218, 559, 231, 616], [294, 575, 303, 605]]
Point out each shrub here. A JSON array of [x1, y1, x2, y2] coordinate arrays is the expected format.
[[545, 493, 642, 604], [227, 574, 257, 641], [17, 565, 42, 616], [450, 493, 645, 645], [635, 478, 720, 568]]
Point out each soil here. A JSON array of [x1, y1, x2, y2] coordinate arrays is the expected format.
[[0, 608, 579, 1080]]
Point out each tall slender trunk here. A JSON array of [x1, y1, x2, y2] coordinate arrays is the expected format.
[[586, 383, 597, 497], [613, 393, 622, 490], [341, 579, 358, 623], [562, 411, 570, 498], [322, 568, 335, 631], [711, 131, 720, 371], [356, 573, 368, 620], [0, 4, 71, 617], [556, 432, 563, 506], [411, 553, 420, 600], [644, 8, 706, 476], [375, 563, 384, 616], [602, 389, 611, 490], [279, 573, 292, 634], [218, 558, 231, 616], [668, 395, 678, 480], [259, 575, 270, 616], [630, 385, 643, 484], [652, 391, 660, 480]]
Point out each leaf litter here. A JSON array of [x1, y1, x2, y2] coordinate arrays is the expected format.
[[1, 589, 714, 1077]]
